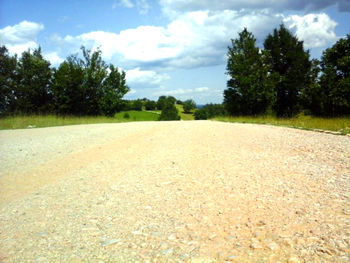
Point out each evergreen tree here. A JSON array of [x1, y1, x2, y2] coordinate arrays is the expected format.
[[224, 28, 273, 116], [264, 25, 311, 117], [319, 35, 350, 116]]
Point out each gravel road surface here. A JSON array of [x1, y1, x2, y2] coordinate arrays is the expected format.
[[0, 121, 349, 262]]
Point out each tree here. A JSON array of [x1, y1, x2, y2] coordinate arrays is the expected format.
[[0, 46, 17, 115], [15, 47, 52, 113], [99, 65, 129, 116], [300, 59, 324, 115], [319, 35, 350, 116], [194, 104, 227, 120], [183, 99, 196, 113], [159, 100, 180, 120], [264, 24, 311, 117], [145, 100, 157, 110], [157, 96, 176, 110], [224, 28, 273, 116], [51, 55, 85, 115]]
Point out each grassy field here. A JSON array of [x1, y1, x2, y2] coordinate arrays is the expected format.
[[213, 115, 350, 134], [175, 104, 195, 120], [0, 111, 160, 130], [115, 111, 159, 121]]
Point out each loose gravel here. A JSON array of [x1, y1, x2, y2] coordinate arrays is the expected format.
[[0, 121, 349, 262]]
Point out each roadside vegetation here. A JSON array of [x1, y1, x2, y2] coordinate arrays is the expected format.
[[1, 25, 348, 132], [214, 115, 350, 135]]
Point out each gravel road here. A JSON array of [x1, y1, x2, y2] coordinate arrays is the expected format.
[[0, 121, 349, 262]]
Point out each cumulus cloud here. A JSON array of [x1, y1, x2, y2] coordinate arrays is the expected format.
[[126, 68, 170, 85], [52, 9, 284, 69], [154, 86, 209, 96], [284, 13, 338, 48], [44, 52, 64, 67], [0, 20, 44, 55]]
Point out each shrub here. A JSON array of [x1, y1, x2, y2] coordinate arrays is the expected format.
[[159, 101, 180, 121], [123, 112, 130, 119]]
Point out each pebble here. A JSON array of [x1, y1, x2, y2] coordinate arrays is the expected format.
[[288, 256, 301, 263], [101, 239, 120, 247]]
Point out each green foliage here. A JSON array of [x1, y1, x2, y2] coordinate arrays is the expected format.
[[0, 46, 17, 115], [15, 47, 52, 113], [145, 100, 157, 110], [157, 96, 176, 110], [159, 100, 180, 121], [264, 25, 311, 117], [123, 112, 130, 119], [183, 99, 196, 113], [176, 100, 183, 105], [224, 28, 273, 116], [132, 100, 143, 111], [319, 35, 350, 116], [194, 104, 227, 120]]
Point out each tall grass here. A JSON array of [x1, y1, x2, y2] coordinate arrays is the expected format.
[[0, 111, 160, 130], [213, 114, 350, 134]]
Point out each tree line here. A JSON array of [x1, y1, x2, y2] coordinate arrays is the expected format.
[[0, 46, 129, 117], [223, 25, 350, 117]]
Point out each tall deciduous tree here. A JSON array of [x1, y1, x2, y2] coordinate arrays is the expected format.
[[264, 25, 311, 117], [224, 28, 272, 116], [16, 47, 52, 113], [0, 46, 17, 115], [319, 35, 350, 116], [183, 99, 196, 113], [51, 55, 85, 115]]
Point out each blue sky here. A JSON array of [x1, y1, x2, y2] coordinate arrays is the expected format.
[[1, 0, 349, 104]]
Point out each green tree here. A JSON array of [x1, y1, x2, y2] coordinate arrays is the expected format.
[[159, 100, 180, 120], [16, 47, 52, 113], [183, 99, 196, 113], [80, 47, 108, 115], [224, 28, 273, 116], [264, 24, 311, 117], [300, 59, 324, 115], [145, 100, 157, 110], [319, 35, 350, 116], [194, 104, 226, 120], [99, 65, 129, 116], [51, 55, 85, 115], [157, 96, 176, 110], [0, 46, 17, 115]]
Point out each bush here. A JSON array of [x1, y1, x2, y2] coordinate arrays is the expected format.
[[123, 112, 130, 119], [159, 101, 180, 121]]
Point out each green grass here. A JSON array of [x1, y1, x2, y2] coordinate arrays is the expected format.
[[0, 111, 160, 130], [175, 104, 195, 120], [213, 114, 350, 134], [0, 115, 122, 130], [114, 110, 159, 121]]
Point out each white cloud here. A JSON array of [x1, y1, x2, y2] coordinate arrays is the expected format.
[[155, 86, 210, 96], [113, 0, 134, 9], [44, 52, 64, 66], [0, 20, 44, 55], [52, 9, 283, 69], [136, 0, 150, 14], [126, 68, 170, 85], [284, 13, 338, 48], [159, 0, 338, 16]]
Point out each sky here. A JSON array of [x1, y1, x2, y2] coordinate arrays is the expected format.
[[0, 0, 349, 104]]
